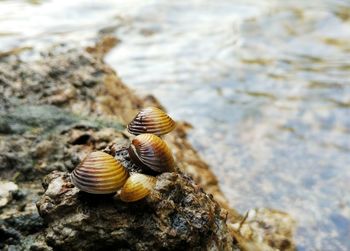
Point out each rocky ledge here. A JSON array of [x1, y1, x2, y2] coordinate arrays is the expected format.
[[0, 37, 295, 250]]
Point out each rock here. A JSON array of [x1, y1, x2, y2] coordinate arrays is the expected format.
[[2, 213, 44, 236], [0, 180, 48, 250], [36, 171, 235, 251], [0, 181, 18, 208], [0, 212, 46, 250], [230, 208, 296, 251]]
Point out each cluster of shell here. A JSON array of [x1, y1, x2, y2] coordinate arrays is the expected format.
[[70, 107, 176, 202]]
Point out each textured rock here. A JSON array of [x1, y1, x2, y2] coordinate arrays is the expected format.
[[37, 171, 234, 251]]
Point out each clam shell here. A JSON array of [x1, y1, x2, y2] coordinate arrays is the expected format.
[[128, 134, 175, 173], [71, 151, 129, 194], [120, 173, 157, 202], [127, 107, 175, 136]]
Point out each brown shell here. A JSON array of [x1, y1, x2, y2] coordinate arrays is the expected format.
[[120, 173, 157, 202], [71, 151, 129, 194], [127, 107, 176, 136], [128, 134, 175, 173]]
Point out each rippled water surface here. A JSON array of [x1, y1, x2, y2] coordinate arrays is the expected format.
[[1, 0, 350, 250]]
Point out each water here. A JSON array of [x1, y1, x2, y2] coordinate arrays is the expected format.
[[1, 0, 350, 250]]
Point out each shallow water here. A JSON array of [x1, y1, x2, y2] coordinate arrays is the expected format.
[[1, 0, 350, 250]]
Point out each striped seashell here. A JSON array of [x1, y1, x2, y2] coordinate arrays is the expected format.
[[127, 107, 175, 136], [120, 173, 157, 202], [128, 134, 175, 173], [71, 151, 129, 194]]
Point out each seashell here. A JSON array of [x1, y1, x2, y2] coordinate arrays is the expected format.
[[120, 173, 157, 202], [128, 134, 175, 173], [127, 107, 176, 136], [71, 151, 129, 194]]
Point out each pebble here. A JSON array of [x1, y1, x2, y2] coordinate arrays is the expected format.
[[0, 181, 18, 208]]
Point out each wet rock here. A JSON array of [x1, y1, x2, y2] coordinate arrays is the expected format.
[[36, 171, 234, 251]]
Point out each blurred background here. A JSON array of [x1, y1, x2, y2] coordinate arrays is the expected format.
[[1, 0, 350, 250]]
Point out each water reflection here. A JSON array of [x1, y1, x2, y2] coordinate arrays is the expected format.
[[1, 0, 350, 250]]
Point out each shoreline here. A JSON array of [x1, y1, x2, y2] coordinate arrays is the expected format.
[[0, 37, 295, 250]]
